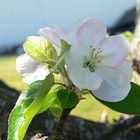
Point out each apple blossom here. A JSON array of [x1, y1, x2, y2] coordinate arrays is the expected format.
[[40, 18, 132, 102], [16, 53, 49, 84], [16, 36, 60, 84]]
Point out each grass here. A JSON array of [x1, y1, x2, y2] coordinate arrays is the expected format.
[[0, 55, 27, 91], [0, 55, 120, 122]]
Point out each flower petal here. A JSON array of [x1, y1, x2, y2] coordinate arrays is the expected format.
[[75, 18, 107, 48], [39, 26, 65, 44], [16, 54, 49, 84], [66, 18, 106, 64], [116, 60, 133, 81], [100, 35, 130, 67], [66, 61, 103, 90], [93, 66, 131, 102]]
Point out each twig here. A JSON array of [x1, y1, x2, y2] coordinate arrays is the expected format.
[[49, 108, 73, 140]]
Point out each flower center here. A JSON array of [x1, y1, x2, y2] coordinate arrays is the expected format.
[[83, 46, 103, 72]]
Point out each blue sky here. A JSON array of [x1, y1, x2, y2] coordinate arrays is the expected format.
[[0, 0, 136, 47]]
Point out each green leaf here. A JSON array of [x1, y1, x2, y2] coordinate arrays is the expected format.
[[38, 85, 64, 113], [57, 89, 79, 109], [51, 39, 71, 72], [60, 39, 71, 57], [8, 74, 54, 140], [59, 39, 71, 67], [121, 31, 133, 42], [96, 82, 140, 114], [23, 36, 57, 64], [49, 98, 63, 118]]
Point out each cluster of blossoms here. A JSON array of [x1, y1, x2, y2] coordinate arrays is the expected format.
[[17, 18, 132, 102]]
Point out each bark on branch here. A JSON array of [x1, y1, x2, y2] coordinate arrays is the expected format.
[[95, 115, 140, 140], [1, 80, 140, 140]]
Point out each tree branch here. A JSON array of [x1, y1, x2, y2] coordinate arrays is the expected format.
[[95, 115, 140, 140], [49, 108, 73, 140]]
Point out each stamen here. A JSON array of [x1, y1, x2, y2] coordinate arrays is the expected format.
[[83, 47, 103, 72]]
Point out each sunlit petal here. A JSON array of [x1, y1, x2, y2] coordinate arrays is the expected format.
[[16, 54, 49, 84]]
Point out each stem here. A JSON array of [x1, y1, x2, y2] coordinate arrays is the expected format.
[[62, 67, 73, 89], [49, 108, 73, 140], [49, 67, 74, 139]]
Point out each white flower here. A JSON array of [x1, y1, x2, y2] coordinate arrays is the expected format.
[[16, 54, 49, 84], [40, 18, 132, 102]]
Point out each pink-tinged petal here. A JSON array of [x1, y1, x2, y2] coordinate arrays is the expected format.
[[23, 64, 49, 84], [93, 66, 131, 102], [100, 35, 130, 67], [65, 39, 88, 68], [75, 18, 107, 48], [39, 26, 66, 54], [66, 61, 103, 90], [66, 48, 102, 89], [16, 54, 49, 84], [69, 18, 93, 35], [116, 60, 133, 81]]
